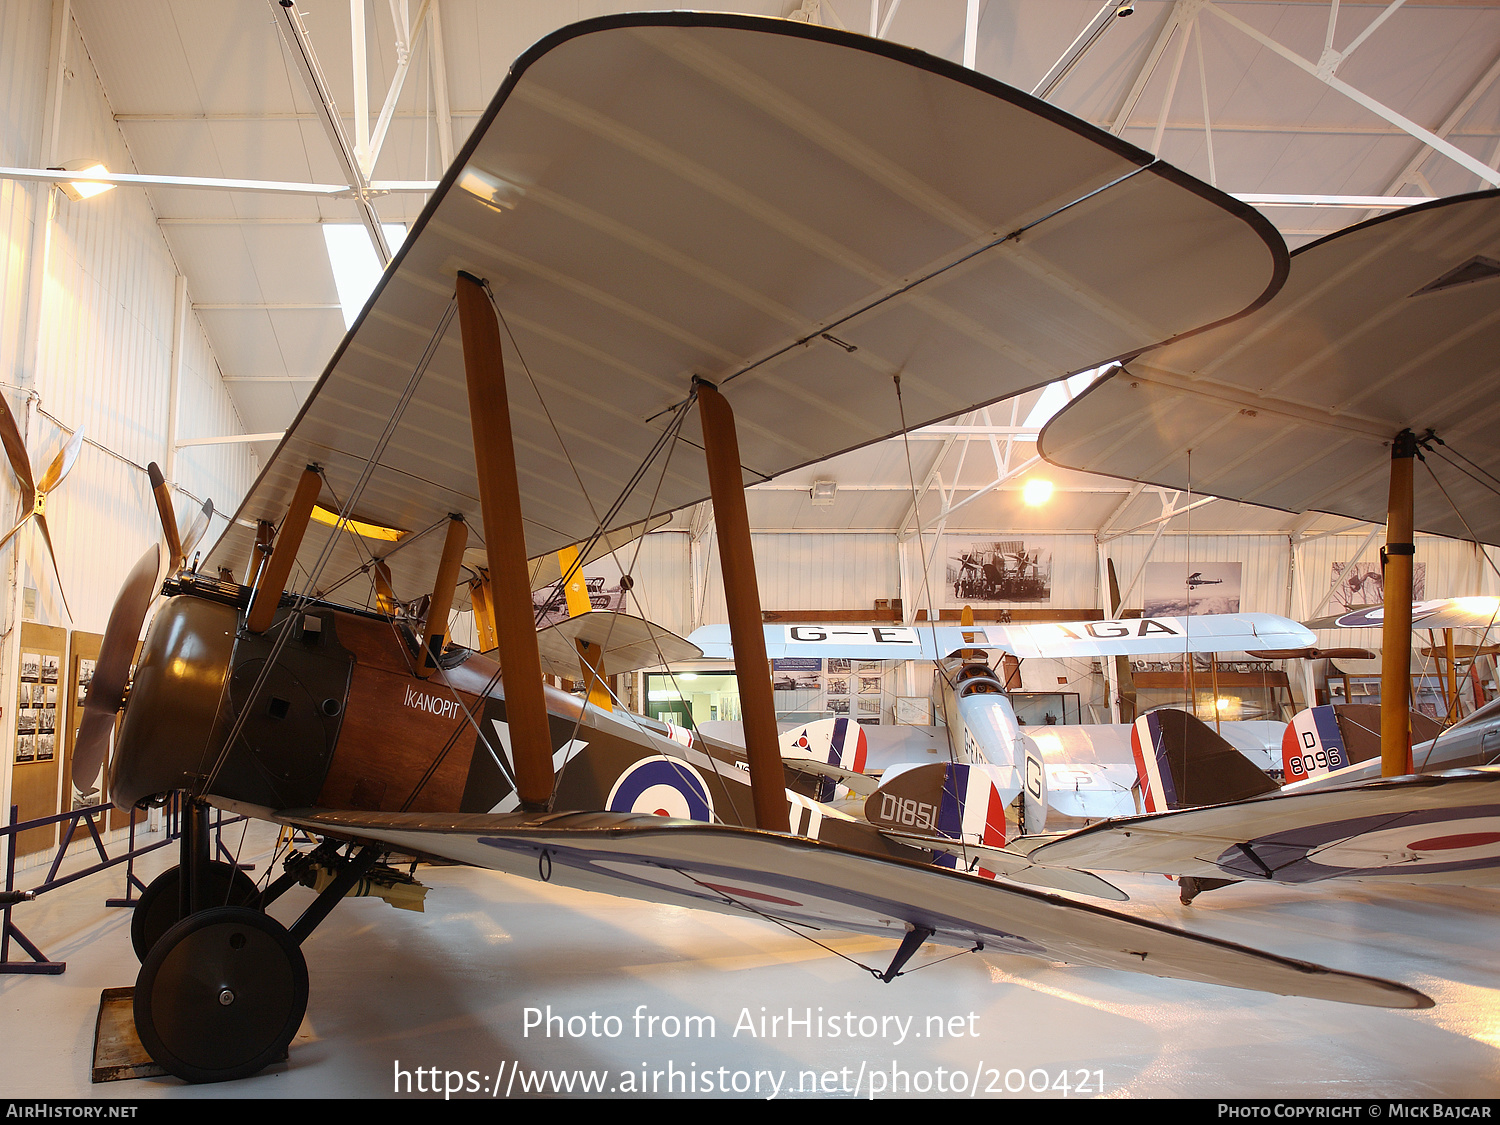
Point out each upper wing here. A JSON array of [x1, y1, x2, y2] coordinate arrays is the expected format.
[[534, 610, 700, 677], [689, 613, 1314, 660], [1305, 597, 1500, 632], [1025, 767, 1500, 887], [267, 806, 1426, 1008], [203, 13, 1283, 604], [1039, 191, 1500, 544]]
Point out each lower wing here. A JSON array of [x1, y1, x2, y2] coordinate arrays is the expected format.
[[259, 805, 1429, 1009]]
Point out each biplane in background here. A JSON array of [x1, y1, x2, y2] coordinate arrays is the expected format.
[[1031, 189, 1500, 894], [70, 13, 1435, 1084], [690, 608, 1312, 823]]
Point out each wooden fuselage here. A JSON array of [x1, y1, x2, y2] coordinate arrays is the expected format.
[[108, 582, 916, 858]]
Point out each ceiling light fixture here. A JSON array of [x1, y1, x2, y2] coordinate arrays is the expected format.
[[810, 480, 837, 505], [1022, 479, 1054, 506], [54, 160, 114, 202]]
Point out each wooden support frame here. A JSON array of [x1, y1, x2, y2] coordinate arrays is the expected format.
[[246, 466, 322, 634], [417, 515, 467, 679], [469, 571, 497, 651], [555, 545, 611, 711], [695, 378, 789, 833], [455, 272, 554, 810], [373, 559, 397, 616], [1379, 430, 1416, 776]]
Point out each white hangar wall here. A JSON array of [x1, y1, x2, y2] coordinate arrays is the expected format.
[[625, 525, 1500, 715], [0, 0, 253, 813], [644, 527, 1500, 637]]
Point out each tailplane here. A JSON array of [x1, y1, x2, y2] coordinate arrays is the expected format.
[[1132, 709, 1279, 812]]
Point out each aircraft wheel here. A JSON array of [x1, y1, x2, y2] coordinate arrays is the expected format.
[[131, 862, 261, 962], [134, 906, 308, 1084]]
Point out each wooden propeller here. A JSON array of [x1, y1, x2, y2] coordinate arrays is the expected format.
[[71, 543, 162, 807], [0, 395, 83, 622], [147, 462, 213, 571]]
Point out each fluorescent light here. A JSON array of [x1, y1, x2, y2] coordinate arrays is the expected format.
[[56, 162, 113, 202], [321, 223, 408, 328]]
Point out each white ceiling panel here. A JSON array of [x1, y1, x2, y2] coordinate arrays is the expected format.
[[46, 0, 1500, 544]]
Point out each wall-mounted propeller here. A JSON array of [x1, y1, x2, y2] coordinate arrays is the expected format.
[[0, 396, 83, 622]]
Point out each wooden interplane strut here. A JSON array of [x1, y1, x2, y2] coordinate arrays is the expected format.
[[417, 515, 468, 679], [247, 467, 322, 634], [1380, 431, 1416, 777], [455, 272, 554, 810], [695, 379, 789, 833]]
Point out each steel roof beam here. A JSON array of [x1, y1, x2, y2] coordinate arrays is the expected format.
[[1203, 1, 1500, 186], [269, 0, 391, 263]]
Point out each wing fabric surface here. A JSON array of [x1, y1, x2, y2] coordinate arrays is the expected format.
[[1039, 191, 1500, 544], [203, 13, 1284, 604], [689, 614, 1314, 661], [1304, 597, 1500, 632], [1026, 767, 1500, 887], [267, 806, 1426, 1008]]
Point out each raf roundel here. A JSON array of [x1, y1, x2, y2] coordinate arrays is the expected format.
[[1214, 807, 1500, 882], [607, 757, 715, 821]]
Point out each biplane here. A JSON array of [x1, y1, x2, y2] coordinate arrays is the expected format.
[[69, 13, 1437, 1084], [689, 607, 1313, 821], [1032, 189, 1500, 891]]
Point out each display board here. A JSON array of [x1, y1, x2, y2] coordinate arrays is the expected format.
[[11, 622, 67, 856]]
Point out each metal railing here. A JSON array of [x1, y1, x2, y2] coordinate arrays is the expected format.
[[1, 797, 248, 974]]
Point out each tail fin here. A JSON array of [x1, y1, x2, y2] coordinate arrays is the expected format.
[[1281, 704, 1443, 783], [1132, 709, 1278, 812], [865, 763, 1008, 850], [780, 718, 868, 801], [1282, 705, 1353, 783]]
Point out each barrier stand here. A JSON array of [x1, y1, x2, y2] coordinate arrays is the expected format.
[[1, 798, 250, 973]]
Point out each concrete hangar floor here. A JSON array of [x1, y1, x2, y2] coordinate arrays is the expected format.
[[0, 819, 1496, 1099]]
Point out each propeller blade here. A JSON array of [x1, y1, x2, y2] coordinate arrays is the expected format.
[[34, 513, 73, 623], [0, 394, 34, 497], [147, 463, 183, 568], [72, 543, 162, 803], [180, 498, 213, 562], [36, 425, 84, 494], [0, 515, 31, 556]]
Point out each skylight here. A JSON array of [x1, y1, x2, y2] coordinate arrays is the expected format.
[[322, 223, 409, 328], [1021, 366, 1107, 431]]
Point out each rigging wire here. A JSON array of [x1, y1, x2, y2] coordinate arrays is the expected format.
[[893, 373, 971, 868], [200, 299, 457, 797]]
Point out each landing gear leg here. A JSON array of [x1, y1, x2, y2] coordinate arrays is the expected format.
[[132, 837, 384, 1083], [131, 799, 261, 961]]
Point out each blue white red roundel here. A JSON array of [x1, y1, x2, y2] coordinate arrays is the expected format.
[[1214, 804, 1500, 882], [607, 756, 714, 821]]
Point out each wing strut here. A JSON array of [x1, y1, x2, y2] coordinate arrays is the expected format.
[[417, 515, 468, 678], [247, 467, 322, 633], [695, 378, 789, 832], [456, 272, 554, 810], [1379, 431, 1416, 777]]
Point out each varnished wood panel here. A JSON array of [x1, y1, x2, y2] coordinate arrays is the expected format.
[[315, 612, 482, 814]]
